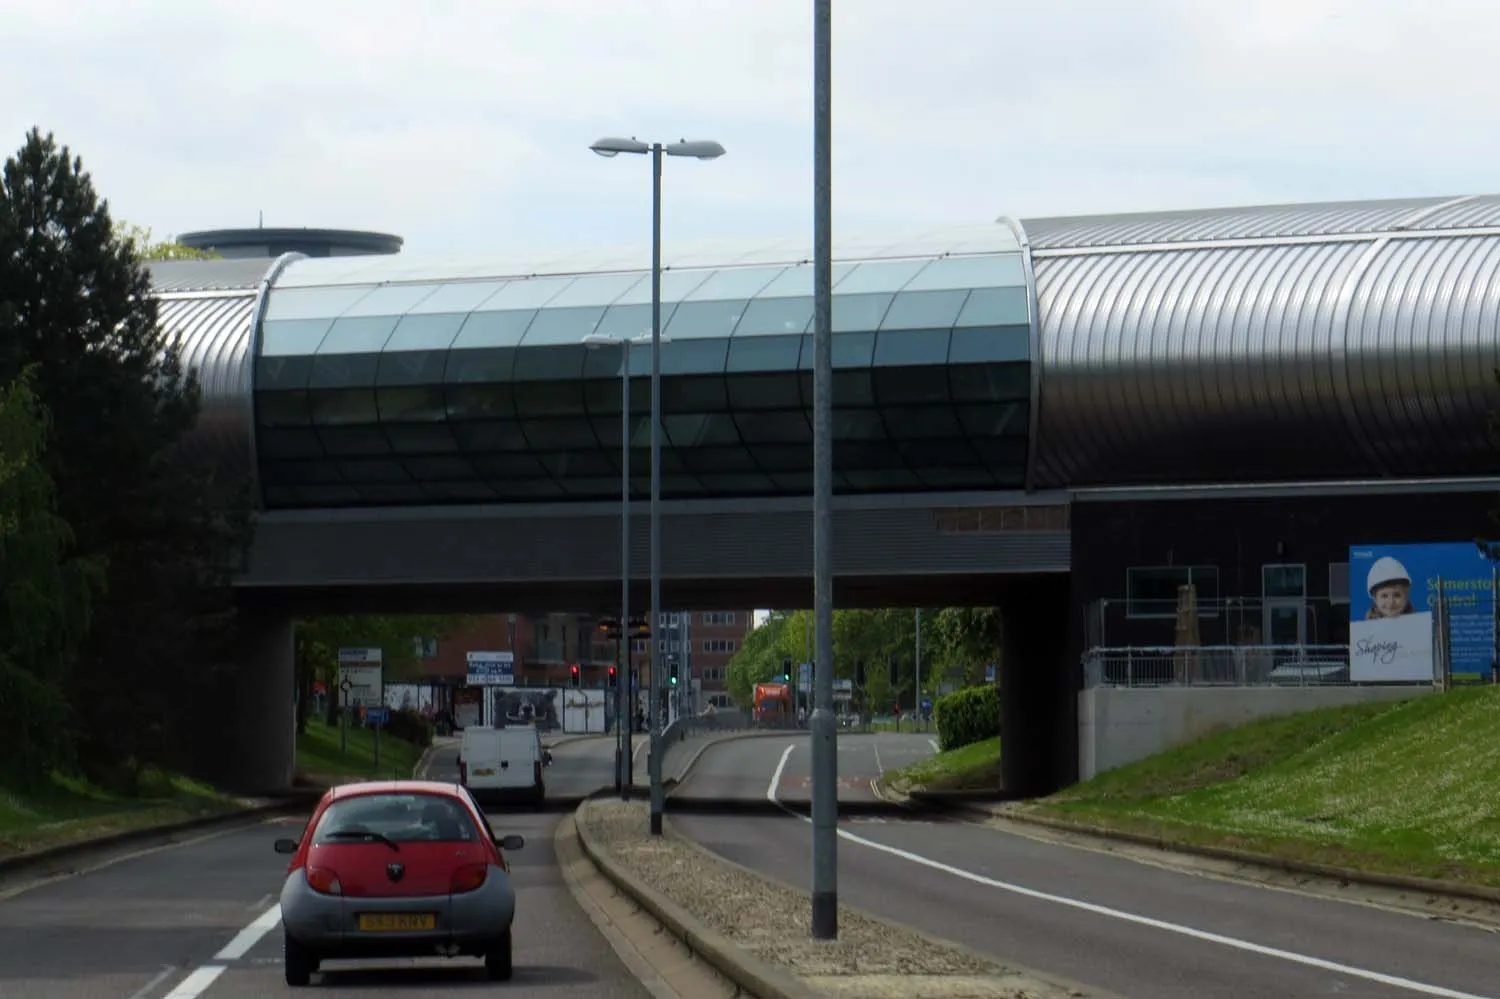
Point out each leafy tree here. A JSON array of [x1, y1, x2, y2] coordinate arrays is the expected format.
[[926, 607, 1003, 687], [114, 221, 217, 261], [0, 368, 104, 785], [0, 129, 254, 789]]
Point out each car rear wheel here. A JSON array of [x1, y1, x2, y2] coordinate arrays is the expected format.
[[284, 930, 317, 987], [484, 928, 513, 981]]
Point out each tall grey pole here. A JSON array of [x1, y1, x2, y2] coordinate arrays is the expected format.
[[914, 607, 922, 730], [648, 142, 666, 837], [809, 0, 838, 940], [619, 345, 631, 799]]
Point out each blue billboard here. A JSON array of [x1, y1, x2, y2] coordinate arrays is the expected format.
[[1349, 542, 1495, 679]]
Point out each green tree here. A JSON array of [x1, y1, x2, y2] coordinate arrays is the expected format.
[[114, 221, 217, 261], [926, 607, 1003, 687], [0, 129, 254, 789], [0, 369, 104, 785]]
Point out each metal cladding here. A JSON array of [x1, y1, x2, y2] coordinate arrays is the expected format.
[[1023, 195, 1500, 488]]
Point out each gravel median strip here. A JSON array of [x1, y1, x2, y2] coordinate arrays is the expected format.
[[579, 799, 1104, 999]]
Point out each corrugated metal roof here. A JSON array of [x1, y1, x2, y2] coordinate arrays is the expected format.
[[270, 224, 1021, 289], [1405, 194, 1500, 231], [1020, 196, 1451, 250], [156, 294, 255, 472], [1030, 233, 1500, 487], [149, 258, 275, 293]]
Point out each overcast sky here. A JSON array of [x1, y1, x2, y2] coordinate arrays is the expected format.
[[5, 0, 1499, 257]]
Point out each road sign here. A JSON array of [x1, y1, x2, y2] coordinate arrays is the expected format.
[[466, 650, 515, 686], [833, 678, 852, 692], [921, 698, 933, 713], [984, 664, 997, 683], [365, 707, 390, 726], [338, 647, 383, 708], [798, 662, 812, 693]]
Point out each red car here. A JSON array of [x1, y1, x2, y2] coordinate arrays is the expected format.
[[273, 779, 524, 987]]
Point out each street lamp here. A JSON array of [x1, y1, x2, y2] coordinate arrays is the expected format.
[[583, 330, 671, 799], [590, 134, 725, 838]]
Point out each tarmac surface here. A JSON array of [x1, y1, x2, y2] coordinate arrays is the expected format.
[[0, 736, 652, 999], [672, 734, 1500, 999]]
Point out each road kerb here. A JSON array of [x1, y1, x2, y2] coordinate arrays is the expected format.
[[573, 797, 820, 999], [667, 729, 806, 789]]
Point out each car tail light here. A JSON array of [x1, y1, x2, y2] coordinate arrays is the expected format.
[[458, 760, 467, 784], [450, 862, 487, 893], [305, 865, 342, 895]]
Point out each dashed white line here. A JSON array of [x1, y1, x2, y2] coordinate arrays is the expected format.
[[766, 798, 1493, 998], [766, 743, 794, 802], [161, 965, 226, 999], [927, 738, 939, 753], [871, 738, 885, 776], [214, 903, 281, 961]]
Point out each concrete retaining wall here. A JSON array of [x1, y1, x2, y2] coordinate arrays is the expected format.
[[1078, 684, 1432, 781]]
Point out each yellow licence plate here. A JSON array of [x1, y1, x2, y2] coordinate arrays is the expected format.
[[357, 913, 436, 932], [472, 767, 497, 776]]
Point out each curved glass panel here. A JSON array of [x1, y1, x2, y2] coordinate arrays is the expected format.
[[955, 287, 1028, 327], [725, 371, 802, 410], [261, 318, 334, 358], [263, 286, 375, 322], [611, 269, 713, 305], [683, 266, 786, 301], [521, 419, 598, 450], [309, 352, 379, 389], [445, 348, 517, 387], [697, 473, 778, 494], [949, 361, 1030, 402], [832, 370, 875, 407], [872, 366, 948, 405], [734, 410, 811, 445], [902, 253, 1025, 291], [664, 300, 748, 340], [754, 262, 857, 298], [405, 282, 507, 315], [317, 426, 391, 456], [678, 445, 760, 472], [958, 402, 1026, 437], [519, 306, 605, 346], [726, 335, 800, 372], [882, 405, 962, 440], [422, 481, 498, 502], [897, 439, 983, 468], [948, 325, 1029, 364], [831, 409, 886, 440], [662, 374, 730, 412], [663, 412, 741, 447], [450, 310, 536, 349], [543, 272, 646, 308], [317, 316, 400, 355], [594, 303, 655, 343], [469, 453, 546, 478], [258, 428, 325, 460], [385, 313, 466, 352], [308, 388, 378, 425], [384, 423, 459, 454], [879, 291, 969, 331], [833, 294, 894, 334], [512, 379, 588, 418], [836, 259, 927, 294], [340, 284, 439, 318], [337, 458, 410, 484], [754, 444, 813, 471], [377, 386, 446, 422], [257, 355, 315, 391], [536, 450, 616, 478], [475, 276, 576, 311], [262, 460, 344, 486], [874, 328, 951, 367], [512, 344, 586, 382], [446, 384, 518, 421], [733, 297, 813, 337], [376, 349, 448, 387], [257, 390, 312, 428], [661, 339, 730, 377]]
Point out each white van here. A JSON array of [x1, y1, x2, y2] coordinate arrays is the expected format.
[[457, 726, 547, 805]]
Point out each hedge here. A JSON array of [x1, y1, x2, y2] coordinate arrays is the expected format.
[[383, 708, 434, 749], [933, 684, 1000, 751]]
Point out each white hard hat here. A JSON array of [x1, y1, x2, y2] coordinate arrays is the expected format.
[[1367, 556, 1411, 595]]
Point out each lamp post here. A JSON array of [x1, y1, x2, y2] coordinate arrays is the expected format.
[[584, 330, 670, 798], [588, 133, 724, 838]]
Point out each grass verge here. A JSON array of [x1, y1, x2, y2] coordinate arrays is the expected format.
[[296, 718, 424, 784], [1032, 685, 1500, 887], [885, 736, 1001, 792], [0, 767, 241, 859]]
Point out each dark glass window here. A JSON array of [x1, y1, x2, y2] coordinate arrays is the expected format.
[[752, 444, 813, 471], [661, 339, 730, 376], [882, 406, 961, 440], [318, 316, 400, 355], [957, 402, 1027, 438], [257, 428, 325, 460], [491, 479, 566, 499], [872, 366, 949, 406], [734, 411, 811, 445], [831, 409, 887, 441], [733, 297, 813, 336], [874, 329, 950, 367], [512, 344, 585, 382], [376, 349, 448, 387], [451, 310, 537, 349], [831, 370, 874, 408], [446, 384, 517, 421], [969, 436, 1028, 467], [725, 335, 800, 372], [662, 413, 741, 448], [260, 460, 344, 486], [521, 420, 599, 450], [842, 468, 922, 490], [832, 293, 893, 333], [470, 452, 548, 478], [317, 426, 392, 456], [949, 325, 1029, 364], [446, 347, 516, 384], [512, 380, 588, 418], [535, 450, 616, 478], [293, 484, 363, 506], [422, 481, 497, 502], [308, 389, 379, 425], [678, 446, 761, 473], [260, 318, 333, 358], [725, 372, 801, 410], [1127, 566, 1219, 619], [256, 390, 312, 428], [915, 466, 997, 488], [337, 459, 411, 484], [664, 300, 749, 340], [834, 442, 905, 470], [308, 352, 380, 389], [452, 420, 530, 453], [879, 290, 968, 330], [581, 378, 622, 417], [955, 288, 1029, 328], [663, 375, 729, 411], [257, 354, 315, 391], [949, 362, 1030, 402], [401, 455, 477, 481], [384, 424, 459, 454], [896, 440, 981, 467], [354, 484, 432, 504], [377, 386, 446, 423], [696, 473, 777, 495], [520, 306, 605, 346], [560, 477, 625, 498], [384, 313, 466, 352]]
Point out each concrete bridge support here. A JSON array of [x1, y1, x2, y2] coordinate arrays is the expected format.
[[223, 601, 297, 794], [999, 577, 1077, 797]]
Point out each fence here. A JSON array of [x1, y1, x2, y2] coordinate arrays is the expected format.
[[1084, 596, 1352, 650], [1083, 644, 1364, 687]]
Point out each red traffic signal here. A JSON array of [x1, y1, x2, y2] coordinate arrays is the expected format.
[[570, 664, 581, 687], [607, 665, 618, 686]]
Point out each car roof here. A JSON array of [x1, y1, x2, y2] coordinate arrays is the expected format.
[[322, 779, 463, 802]]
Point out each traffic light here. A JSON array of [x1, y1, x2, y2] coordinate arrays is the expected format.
[[855, 659, 865, 687], [570, 664, 581, 687], [628, 615, 650, 638], [781, 656, 792, 682], [668, 656, 679, 686], [888, 652, 899, 685], [607, 665, 618, 687]]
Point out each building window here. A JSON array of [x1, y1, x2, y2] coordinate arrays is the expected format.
[[702, 611, 737, 626], [701, 666, 725, 682], [702, 638, 738, 654], [1328, 562, 1350, 605], [658, 612, 681, 628], [631, 638, 648, 654], [412, 636, 438, 658], [1125, 566, 1220, 619], [1262, 563, 1307, 599]]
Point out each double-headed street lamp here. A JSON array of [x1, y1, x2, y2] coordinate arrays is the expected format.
[[583, 330, 671, 799], [589, 135, 725, 837]]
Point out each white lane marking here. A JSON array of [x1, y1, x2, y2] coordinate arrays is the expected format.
[[126, 965, 176, 999], [872, 738, 885, 776], [766, 744, 795, 802], [928, 738, 939, 753], [768, 802, 1494, 998], [162, 965, 226, 999], [214, 904, 281, 961]]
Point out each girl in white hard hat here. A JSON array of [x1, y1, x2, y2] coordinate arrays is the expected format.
[[1365, 556, 1416, 619]]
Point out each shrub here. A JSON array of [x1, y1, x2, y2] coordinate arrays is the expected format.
[[384, 708, 433, 749], [933, 684, 1000, 751]]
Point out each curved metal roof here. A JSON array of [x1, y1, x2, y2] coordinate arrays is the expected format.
[[1025, 195, 1500, 488], [147, 258, 277, 293], [155, 292, 257, 475]]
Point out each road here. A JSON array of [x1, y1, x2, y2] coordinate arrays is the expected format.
[[672, 731, 938, 804], [671, 738, 1500, 999], [421, 732, 639, 801], [0, 738, 655, 998]]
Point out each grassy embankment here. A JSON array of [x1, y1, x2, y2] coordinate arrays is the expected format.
[[295, 718, 423, 784], [1033, 685, 1500, 887], [884, 736, 1001, 792], [0, 768, 240, 859]]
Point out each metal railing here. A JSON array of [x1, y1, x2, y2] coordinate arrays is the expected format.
[[1084, 597, 1350, 650], [1082, 644, 1380, 687]]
